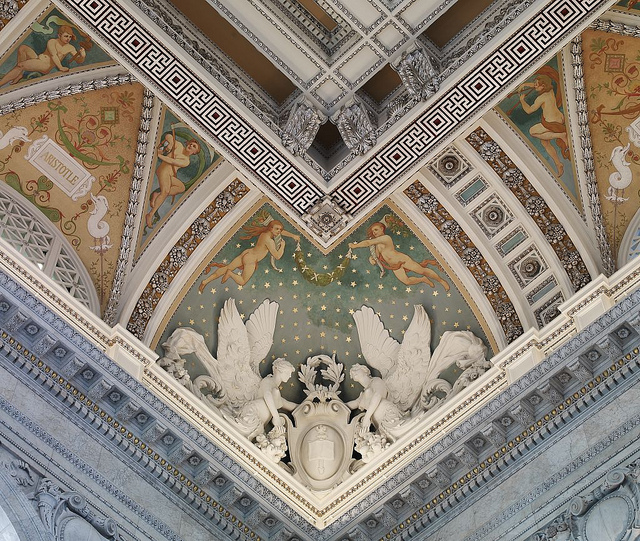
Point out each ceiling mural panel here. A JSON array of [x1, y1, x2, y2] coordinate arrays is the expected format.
[[127, 178, 251, 339], [614, 0, 640, 11], [155, 201, 494, 401], [494, 53, 584, 213], [137, 106, 222, 256], [0, 5, 115, 93], [582, 28, 640, 262], [0, 82, 145, 313]]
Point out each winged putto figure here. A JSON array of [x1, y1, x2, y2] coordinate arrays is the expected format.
[[350, 305, 490, 444], [158, 298, 296, 460]]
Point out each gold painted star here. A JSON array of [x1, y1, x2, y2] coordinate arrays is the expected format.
[[351, 281, 357, 287], [320, 331, 326, 337], [406, 287, 412, 293], [433, 290, 439, 296]]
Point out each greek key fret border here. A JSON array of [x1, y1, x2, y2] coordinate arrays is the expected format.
[[58, 0, 605, 231]]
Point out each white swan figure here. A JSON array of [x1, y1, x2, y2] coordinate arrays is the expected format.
[[607, 142, 632, 203], [0, 126, 30, 150], [87, 193, 112, 253]]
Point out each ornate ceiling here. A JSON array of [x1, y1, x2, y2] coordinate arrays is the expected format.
[[1, 0, 640, 538]]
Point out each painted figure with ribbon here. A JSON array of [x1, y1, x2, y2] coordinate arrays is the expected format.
[[199, 211, 299, 291]]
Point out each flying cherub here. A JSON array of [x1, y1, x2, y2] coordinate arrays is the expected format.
[[0, 25, 87, 88], [348, 221, 449, 290], [199, 214, 299, 292]]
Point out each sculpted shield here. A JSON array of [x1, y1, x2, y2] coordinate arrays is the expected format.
[[287, 399, 356, 491]]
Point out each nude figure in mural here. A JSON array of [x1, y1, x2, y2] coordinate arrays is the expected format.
[[0, 26, 86, 87], [146, 134, 201, 228], [198, 220, 300, 291], [518, 75, 570, 177], [348, 222, 449, 290]]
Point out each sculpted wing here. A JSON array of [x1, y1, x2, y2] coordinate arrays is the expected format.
[[245, 299, 279, 372], [353, 305, 400, 377], [216, 298, 261, 408], [430, 330, 487, 373], [387, 305, 433, 412]]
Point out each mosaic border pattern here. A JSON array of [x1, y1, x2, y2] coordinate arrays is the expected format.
[[467, 128, 592, 292], [127, 180, 249, 339], [405, 181, 524, 342], [59, 0, 605, 227]]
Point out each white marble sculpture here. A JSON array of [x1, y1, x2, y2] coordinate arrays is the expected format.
[[158, 299, 296, 460], [158, 300, 491, 480], [350, 305, 490, 443]]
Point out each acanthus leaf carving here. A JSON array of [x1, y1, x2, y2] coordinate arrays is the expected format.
[[280, 98, 327, 156], [392, 45, 440, 101]]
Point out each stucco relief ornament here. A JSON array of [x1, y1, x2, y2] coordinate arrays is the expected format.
[[392, 45, 440, 100], [349, 305, 490, 448], [158, 299, 296, 462], [286, 354, 360, 490], [330, 97, 376, 155], [281, 98, 327, 156], [158, 299, 490, 489], [34, 478, 123, 540]]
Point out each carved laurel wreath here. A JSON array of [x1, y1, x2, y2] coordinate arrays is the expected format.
[[298, 354, 344, 399]]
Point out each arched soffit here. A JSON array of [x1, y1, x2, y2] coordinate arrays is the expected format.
[[0, 181, 100, 314]]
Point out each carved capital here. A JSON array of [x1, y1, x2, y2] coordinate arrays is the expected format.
[[87, 379, 114, 400], [510, 400, 535, 427], [427, 463, 451, 490], [481, 421, 506, 448], [6, 310, 28, 332], [281, 98, 326, 156], [537, 379, 564, 405], [597, 336, 622, 361], [60, 357, 85, 379], [33, 334, 57, 356], [392, 45, 440, 100], [330, 98, 376, 155], [567, 358, 593, 384], [454, 443, 478, 469]]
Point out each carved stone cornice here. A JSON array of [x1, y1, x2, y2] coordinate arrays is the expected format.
[[0, 258, 640, 538]]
